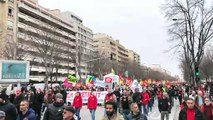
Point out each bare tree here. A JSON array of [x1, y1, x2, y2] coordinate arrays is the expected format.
[[200, 49, 213, 82], [163, 0, 213, 86], [20, 20, 76, 88], [88, 51, 111, 79], [2, 34, 31, 60]]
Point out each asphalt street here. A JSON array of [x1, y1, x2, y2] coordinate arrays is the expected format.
[[80, 99, 180, 120]]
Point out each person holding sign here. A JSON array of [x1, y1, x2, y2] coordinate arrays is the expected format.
[[87, 91, 98, 120]]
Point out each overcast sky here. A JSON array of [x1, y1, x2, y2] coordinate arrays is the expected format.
[[38, 0, 181, 76]]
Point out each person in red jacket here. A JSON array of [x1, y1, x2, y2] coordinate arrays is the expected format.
[[200, 97, 213, 120], [72, 92, 82, 120], [141, 89, 150, 116], [87, 91, 98, 120]]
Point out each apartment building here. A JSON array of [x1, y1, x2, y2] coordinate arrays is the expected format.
[[0, 0, 77, 82], [59, 11, 94, 80], [128, 50, 140, 65], [94, 33, 130, 72], [151, 64, 171, 76]]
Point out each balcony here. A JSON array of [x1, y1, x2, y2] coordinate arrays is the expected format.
[[18, 2, 76, 33], [18, 13, 76, 40], [18, 23, 76, 50]]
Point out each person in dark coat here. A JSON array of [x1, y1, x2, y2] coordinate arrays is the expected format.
[[132, 88, 142, 112], [120, 90, 131, 120], [158, 92, 171, 120], [43, 93, 66, 120], [113, 86, 121, 112], [177, 89, 183, 105], [17, 100, 37, 120], [9, 91, 16, 104], [0, 93, 17, 120], [127, 103, 147, 120], [13, 90, 24, 113], [34, 88, 44, 120], [179, 98, 205, 120], [60, 87, 67, 103], [26, 89, 35, 109]]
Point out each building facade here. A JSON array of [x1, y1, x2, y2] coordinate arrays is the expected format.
[[59, 11, 94, 80], [128, 50, 140, 65], [151, 64, 171, 76], [94, 33, 140, 73], [0, 0, 77, 82]]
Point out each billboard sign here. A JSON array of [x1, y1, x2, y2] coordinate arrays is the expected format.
[[0, 60, 30, 83]]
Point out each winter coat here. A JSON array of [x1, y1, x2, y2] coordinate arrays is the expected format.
[[141, 92, 150, 105], [132, 92, 142, 104], [17, 108, 37, 120], [13, 94, 24, 112], [43, 102, 66, 120], [201, 103, 213, 120], [26, 93, 35, 108], [0, 102, 17, 120], [73, 96, 82, 108], [127, 112, 147, 120], [101, 115, 124, 120], [113, 90, 121, 102], [60, 90, 67, 103], [87, 95, 98, 109], [158, 97, 171, 112], [179, 107, 206, 120]]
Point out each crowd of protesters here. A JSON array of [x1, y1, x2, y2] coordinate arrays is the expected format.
[[0, 82, 212, 120]]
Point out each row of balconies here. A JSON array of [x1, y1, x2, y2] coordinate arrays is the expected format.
[[18, 2, 75, 34], [18, 23, 76, 51], [18, 32, 76, 56], [18, 12, 76, 41]]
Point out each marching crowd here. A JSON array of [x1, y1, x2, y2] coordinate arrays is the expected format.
[[0, 82, 212, 120]]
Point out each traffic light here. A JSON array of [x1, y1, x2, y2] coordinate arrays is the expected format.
[[195, 67, 199, 76], [195, 77, 200, 81]]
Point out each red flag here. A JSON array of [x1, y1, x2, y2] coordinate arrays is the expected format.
[[125, 77, 133, 86], [119, 73, 123, 81]]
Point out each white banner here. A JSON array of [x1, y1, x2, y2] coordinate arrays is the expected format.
[[66, 91, 108, 105]]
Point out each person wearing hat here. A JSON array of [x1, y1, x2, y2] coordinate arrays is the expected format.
[[0, 111, 5, 120], [43, 93, 67, 120], [0, 94, 17, 120], [63, 106, 76, 120]]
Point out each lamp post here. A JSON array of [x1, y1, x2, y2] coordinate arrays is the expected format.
[[172, 18, 198, 87]]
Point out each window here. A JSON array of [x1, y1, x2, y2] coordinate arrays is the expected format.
[[8, 7, 13, 17], [7, 20, 13, 29]]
